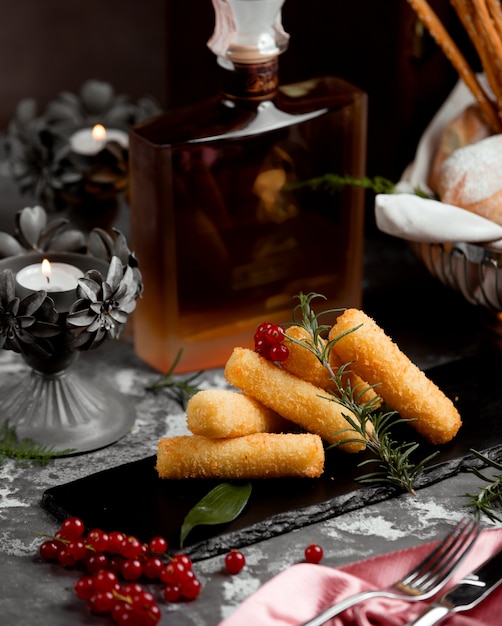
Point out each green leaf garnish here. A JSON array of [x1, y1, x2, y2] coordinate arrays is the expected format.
[[0, 420, 75, 466], [146, 348, 204, 410], [180, 482, 252, 548], [463, 449, 502, 521], [284, 173, 432, 198], [288, 292, 437, 496]]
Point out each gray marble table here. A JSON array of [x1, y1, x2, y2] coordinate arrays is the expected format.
[[0, 170, 501, 625]]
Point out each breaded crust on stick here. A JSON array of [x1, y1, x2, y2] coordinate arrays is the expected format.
[[282, 326, 379, 406], [156, 433, 324, 479], [186, 389, 291, 438], [224, 347, 367, 453], [329, 309, 461, 444]]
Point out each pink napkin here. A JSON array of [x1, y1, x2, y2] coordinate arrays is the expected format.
[[219, 528, 502, 626]]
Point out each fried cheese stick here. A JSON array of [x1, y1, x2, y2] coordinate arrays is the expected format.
[[224, 347, 367, 453], [156, 433, 324, 479], [282, 325, 380, 406], [186, 389, 292, 438], [329, 309, 461, 444]]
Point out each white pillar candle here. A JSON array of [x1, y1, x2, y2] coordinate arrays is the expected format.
[[16, 259, 85, 312], [69, 124, 129, 156]]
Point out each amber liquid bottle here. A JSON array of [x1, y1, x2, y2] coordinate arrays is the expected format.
[[129, 0, 367, 373]]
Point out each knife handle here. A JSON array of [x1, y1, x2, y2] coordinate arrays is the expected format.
[[405, 605, 451, 626]]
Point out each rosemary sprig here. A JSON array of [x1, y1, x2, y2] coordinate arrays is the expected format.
[[0, 420, 74, 466], [463, 449, 502, 522], [285, 173, 431, 199], [289, 292, 437, 495], [146, 349, 204, 410]]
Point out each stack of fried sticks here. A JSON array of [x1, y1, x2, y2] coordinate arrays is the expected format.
[[407, 0, 502, 133]]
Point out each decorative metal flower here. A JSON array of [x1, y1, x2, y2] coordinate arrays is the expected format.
[[0, 205, 86, 259], [44, 79, 161, 134], [0, 270, 61, 358], [0, 206, 143, 357], [66, 257, 140, 350], [3, 79, 162, 212]]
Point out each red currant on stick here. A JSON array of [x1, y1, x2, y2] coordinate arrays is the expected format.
[[225, 549, 246, 574], [253, 322, 289, 362]]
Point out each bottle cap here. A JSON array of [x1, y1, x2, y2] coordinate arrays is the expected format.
[[208, 0, 289, 67]]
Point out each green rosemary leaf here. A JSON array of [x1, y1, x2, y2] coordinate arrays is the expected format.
[[285, 173, 398, 195], [146, 348, 204, 410], [180, 482, 252, 548], [463, 449, 502, 522], [289, 291, 436, 495], [0, 420, 74, 467]]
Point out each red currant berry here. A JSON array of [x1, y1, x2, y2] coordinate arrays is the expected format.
[[108, 530, 126, 554], [269, 343, 289, 362], [85, 552, 109, 574], [143, 556, 164, 580], [163, 584, 182, 603], [142, 603, 161, 625], [94, 570, 119, 592], [173, 553, 192, 571], [58, 547, 79, 568], [121, 558, 143, 581], [39, 539, 61, 561], [181, 575, 202, 600], [304, 543, 323, 564], [254, 337, 271, 359], [75, 575, 96, 600], [225, 549, 246, 574], [119, 536, 143, 559], [148, 536, 168, 554], [160, 561, 185, 585], [86, 528, 110, 553], [60, 516, 85, 539], [255, 322, 274, 336], [88, 590, 115, 614], [266, 325, 284, 344], [66, 539, 87, 562]]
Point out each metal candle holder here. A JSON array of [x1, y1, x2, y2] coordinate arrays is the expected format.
[[0, 207, 143, 453]]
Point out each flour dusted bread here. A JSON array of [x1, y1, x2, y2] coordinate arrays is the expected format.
[[428, 103, 491, 191], [436, 133, 502, 225], [330, 309, 461, 445]]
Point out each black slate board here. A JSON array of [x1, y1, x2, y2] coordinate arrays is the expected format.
[[41, 351, 502, 561]]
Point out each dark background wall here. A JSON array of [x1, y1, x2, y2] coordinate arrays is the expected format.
[[0, 0, 477, 181]]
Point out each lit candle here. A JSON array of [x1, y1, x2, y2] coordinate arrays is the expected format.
[[16, 258, 85, 312], [69, 123, 129, 156]]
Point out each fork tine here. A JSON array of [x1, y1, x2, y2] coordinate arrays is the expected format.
[[400, 517, 480, 592]]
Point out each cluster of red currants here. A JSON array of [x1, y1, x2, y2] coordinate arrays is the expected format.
[[38, 516, 202, 625], [254, 322, 289, 362]]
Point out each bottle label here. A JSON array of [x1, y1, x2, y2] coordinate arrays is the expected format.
[[222, 60, 279, 101]]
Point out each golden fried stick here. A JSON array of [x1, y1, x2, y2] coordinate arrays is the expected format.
[[224, 347, 367, 453], [282, 325, 379, 406], [329, 309, 461, 444], [186, 389, 292, 438], [156, 433, 324, 479]]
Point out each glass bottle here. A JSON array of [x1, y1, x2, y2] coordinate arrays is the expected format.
[[129, 0, 367, 374]]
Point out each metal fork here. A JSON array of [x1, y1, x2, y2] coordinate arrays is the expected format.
[[299, 517, 480, 626]]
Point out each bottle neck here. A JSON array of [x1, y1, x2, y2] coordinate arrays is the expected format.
[[219, 58, 279, 102]]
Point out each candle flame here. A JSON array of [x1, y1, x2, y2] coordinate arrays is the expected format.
[[42, 258, 51, 283], [92, 124, 106, 141]]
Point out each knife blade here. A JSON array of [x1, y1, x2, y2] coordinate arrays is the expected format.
[[405, 548, 502, 626]]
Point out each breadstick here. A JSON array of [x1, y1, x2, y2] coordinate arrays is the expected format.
[[329, 309, 461, 445], [407, 0, 501, 132], [224, 347, 367, 453], [283, 325, 379, 406], [186, 389, 292, 438], [156, 433, 324, 479]]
